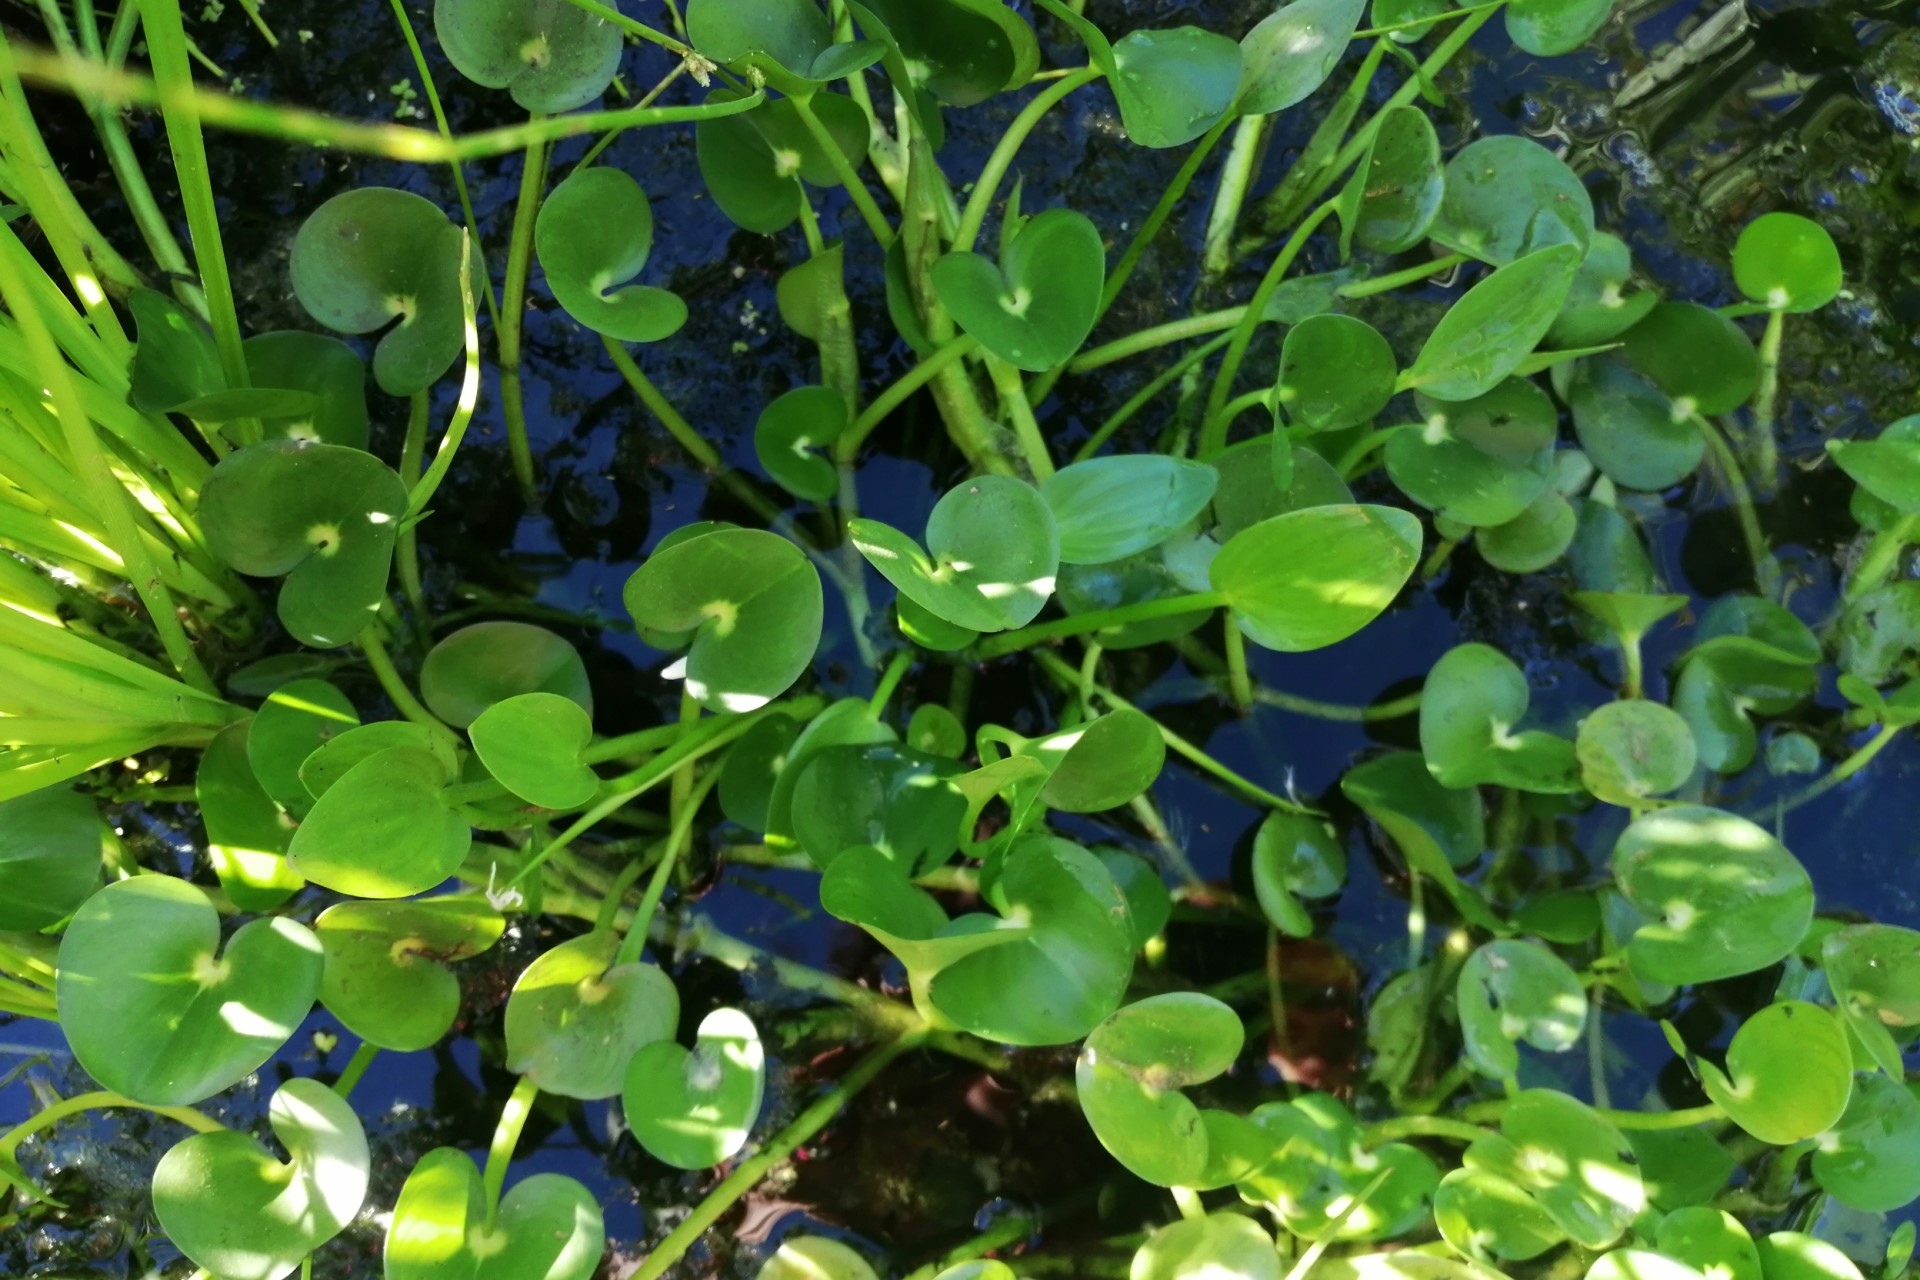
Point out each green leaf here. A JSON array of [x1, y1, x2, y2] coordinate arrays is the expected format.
[[1041, 455, 1218, 565], [290, 187, 467, 396], [1587, 1251, 1712, 1280], [1074, 993, 1245, 1187], [1506, 0, 1616, 56], [1133, 1213, 1281, 1280], [1465, 1090, 1643, 1248], [1276, 315, 1398, 432], [934, 209, 1104, 371], [1420, 642, 1581, 793], [623, 1007, 766, 1170], [421, 622, 593, 730], [1551, 232, 1660, 347], [1627, 1126, 1735, 1210], [1236, 0, 1365, 117], [1757, 1234, 1866, 1280], [1433, 136, 1595, 265], [535, 166, 687, 344], [908, 703, 967, 758], [1698, 1001, 1853, 1146], [1621, 301, 1759, 416], [1830, 430, 1920, 515], [758, 1236, 881, 1280], [1241, 1094, 1440, 1238], [1341, 751, 1485, 872], [1212, 504, 1421, 651], [624, 527, 823, 712], [434, 0, 621, 111], [504, 930, 679, 1098], [1576, 699, 1697, 806], [851, 0, 1038, 107], [287, 743, 471, 898], [1343, 105, 1444, 255], [1407, 245, 1583, 400], [791, 741, 966, 874], [385, 1148, 605, 1280], [243, 331, 371, 448], [1480, 490, 1578, 573], [0, 785, 105, 930], [1022, 709, 1167, 813], [1387, 379, 1558, 527], [776, 242, 847, 341], [200, 441, 409, 648], [1657, 1208, 1762, 1280], [1457, 939, 1587, 1078], [154, 1078, 369, 1280], [1612, 806, 1814, 985], [245, 677, 360, 818], [1435, 1167, 1566, 1262], [1250, 811, 1346, 937], [128, 287, 224, 413], [765, 697, 896, 840], [1099, 849, 1171, 947], [316, 897, 504, 1051], [1569, 357, 1705, 490], [719, 712, 798, 833], [1733, 213, 1843, 313], [1839, 583, 1920, 686], [1823, 924, 1920, 1079], [1057, 549, 1214, 649], [686, 0, 881, 93], [197, 720, 302, 910], [55, 875, 322, 1105], [850, 475, 1060, 633], [696, 93, 872, 233], [1110, 28, 1245, 148], [1811, 1073, 1920, 1212], [470, 692, 600, 810], [754, 386, 848, 503]]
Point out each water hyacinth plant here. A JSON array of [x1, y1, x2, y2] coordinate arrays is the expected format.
[[0, 1, 1917, 1279]]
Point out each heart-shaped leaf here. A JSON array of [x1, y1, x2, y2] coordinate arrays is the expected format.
[[1465, 1091, 1643, 1248], [1386, 379, 1557, 527], [1340, 752, 1484, 869], [1507, 0, 1616, 56], [1018, 709, 1166, 813], [421, 622, 593, 730], [821, 836, 1134, 1045], [1134, 1214, 1281, 1280], [1057, 550, 1214, 649], [56, 875, 322, 1105], [1250, 811, 1346, 937], [1432, 136, 1594, 265], [245, 676, 360, 817], [623, 1007, 766, 1169], [1406, 245, 1582, 401], [1576, 699, 1697, 806], [1420, 643, 1581, 792], [790, 741, 966, 874], [1435, 1167, 1565, 1263], [1756, 1234, 1867, 1280], [758, 1236, 881, 1280], [1823, 924, 1920, 1078], [1811, 1072, 1920, 1212], [154, 1078, 369, 1280], [696, 92, 871, 234], [197, 720, 302, 911], [686, 0, 881, 94], [1041, 455, 1218, 565], [287, 743, 471, 898], [0, 785, 104, 930], [1620, 302, 1758, 416], [200, 441, 409, 648], [434, 0, 622, 112], [1101, 24, 1243, 149], [504, 930, 679, 1098], [1629, 1128, 1736, 1211], [1656, 1208, 1762, 1280], [290, 187, 467, 396], [1212, 504, 1421, 651], [317, 897, 505, 1051], [1733, 212, 1842, 313], [624, 527, 823, 712], [1551, 232, 1660, 347], [298, 721, 443, 800], [385, 1147, 605, 1280], [1236, 0, 1365, 117], [1276, 314, 1397, 433], [1240, 1094, 1440, 1239], [718, 712, 799, 833], [933, 209, 1104, 371], [851, 0, 1038, 107], [470, 692, 600, 810], [1075, 993, 1245, 1186], [1457, 939, 1588, 1079], [1341, 104, 1443, 255], [754, 385, 848, 503], [850, 475, 1060, 633], [1611, 805, 1813, 985], [1569, 356, 1704, 490], [535, 167, 687, 344], [243, 331, 371, 448], [1697, 1001, 1852, 1145]]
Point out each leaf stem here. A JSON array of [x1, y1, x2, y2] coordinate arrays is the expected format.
[[788, 93, 894, 247], [836, 335, 980, 462], [1774, 724, 1904, 816], [868, 649, 914, 719], [984, 356, 1055, 481], [0, 1091, 225, 1162], [1076, 333, 1235, 462], [1847, 513, 1920, 602], [971, 592, 1229, 658], [356, 627, 460, 754], [952, 66, 1103, 255], [1692, 413, 1778, 599], [498, 128, 549, 503], [331, 1041, 379, 1099], [1750, 308, 1784, 495], [1223, 617, 1253, 711], [627, 1030, 929, 1280], [1249, 685, 1421, 723], [408, 233, 483, 516], [482, 1075, 541, 1226], [396, 390, 431, 647], [1338, 252, 1471, 299], [1069, 307, 1246, 375]]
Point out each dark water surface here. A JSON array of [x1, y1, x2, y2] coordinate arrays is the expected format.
[[7, 0, 1920, 1274]]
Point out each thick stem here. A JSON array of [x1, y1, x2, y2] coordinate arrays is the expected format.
[[332, 1042, 380, 1099], [836, 336, 980, 462], [1201, 115, 1267, 281], [1750, 308, 1784, 496], [498, 130, 550, 503], [984, 356, 1056, 482], [789, 94, 894, 246], [396, 391, 431, 646], [1223, 616, 1253, 712], [482, 1075, 541, 1225]]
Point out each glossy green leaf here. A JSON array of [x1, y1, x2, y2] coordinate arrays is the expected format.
[[1568, 356, 1704, 490], [288, 739, 469, 897], [623, 1007, 766, 1170], [1465, 1090, 1643, 1248], [242, 331, 371, 448], [1320, 1255, 1512, 1280], [1276, 315, 1397, 432], [1212, 434, 1354, 538], [852, 0, 1038, 107], [1134, 1213, 1280, 1280], [290, 187, 467, 396], [1019, 709, 1166, 813], [1433, 136, 1595, 265], [316, 897, 504, 1051], [1251, 811, 1346, 937], [201, 441, 408, 648], [1656, 1208, 1762, 1280], [470, 692, 600, 810], [1698, 1001, 1853, 1145], [128, 287, 224, 414], [1343, 105, 1443, 255], [504, 930, 679, 1098], [1407, 245, 1582, 401], [1551, 232, 1659, 347], [933, 209, 1104, 371], [296, 721, 440, 800], [907, 703, 966, 758], [154, 1078, 368, 1280], [719, 712, 798, 833], [1099, 849, 1171, 948], [1057, 549, 1213, 649], [1458, 939, 1587, 1078], [196, 720, 302, 910], [765, 697, 896, 841], [1240, 1093, 1440, 1239], [1237, 0, 1365, 117], [1588, 1251, 1712, 1280], [421, 622, 593, 730], [0, 785, 105, 930], [1420, 643, 1581, 793], [56, 875, 322, 1105], [1341, 751, 1485, 872], [1823, 924, 1920, 1079], [435, 0, 621, 111], [1627, 1126, 1736, 1210], [1839, 582, 1920, 686], [1576, 699, 1697, 806], [1388, 379, 1557, 527], [1041, 455, 1217, 565], [1812, 1073, 1920, 1212], [1212, 504, 1421, 651], [696, 93, 871, 233], [385, 1147, 605, 1280], [686, 0, 881, 93], [624, 527, 823, 712], [1480, 489, 1578, 573], [1733, 213, 1843, 313], [851, 475, 1060, 633], [1507, 0, 1616, 56], [758, 1236, 880, 1280], [245, 676, 360, 818], [1621, 302, 1759, 416], [1612, 805, 1813, 985], [791, 741, 965, 874], [1040, 6, 1241, 149], [535, 167, 687, 343], [1074, 993, 1244, 1187], [754, 386, 848, 503], [1435, 1166, 1565, 1262], [1830, 429, 1920, 516]]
